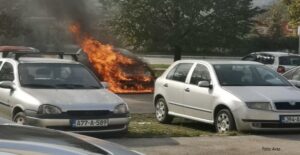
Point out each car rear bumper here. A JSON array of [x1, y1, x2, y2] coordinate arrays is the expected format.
[[26, 116, 130, 133]]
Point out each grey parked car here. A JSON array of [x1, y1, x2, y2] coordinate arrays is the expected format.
[[0, 56, 130, 133], [0, 118, 141, 155], [154, 60, 300, 132]]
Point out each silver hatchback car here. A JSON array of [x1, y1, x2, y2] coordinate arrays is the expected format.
[[0, 57, 130, 133], [154, 60, 300, 132]]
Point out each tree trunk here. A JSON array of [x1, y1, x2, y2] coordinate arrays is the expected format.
[[173, 45, 182, 61]]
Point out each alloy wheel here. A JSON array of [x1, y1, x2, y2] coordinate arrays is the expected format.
[[156, 100, 166, 121], [217, 112, 230, 133]]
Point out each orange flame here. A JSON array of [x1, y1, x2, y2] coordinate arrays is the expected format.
[[69, 24, 154, 93]]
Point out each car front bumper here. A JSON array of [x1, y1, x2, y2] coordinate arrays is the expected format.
[[235, 107, 300, 131], [26, 116, 130, 133]]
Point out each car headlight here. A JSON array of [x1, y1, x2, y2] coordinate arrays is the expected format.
[[246, 102, 272, 111], [114, 104, 128, 114], [38, 105, 62, 114]]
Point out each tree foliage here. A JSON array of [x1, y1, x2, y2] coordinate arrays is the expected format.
[[284, 0, 300, 26], [112, 0, 260, 60], [255, 1, 288, 38]]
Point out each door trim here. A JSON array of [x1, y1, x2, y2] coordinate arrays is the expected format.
[[169, 102, 212, 113], [169, 111, 214, 124]]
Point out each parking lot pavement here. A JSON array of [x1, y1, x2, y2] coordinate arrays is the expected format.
[[118, 94, 154, 113], [109, 134, 300, 155]]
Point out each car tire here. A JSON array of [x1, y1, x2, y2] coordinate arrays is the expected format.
[[13, 112, 27, 125], [155, 97, 173, 123], [215, 109, 235, 133]]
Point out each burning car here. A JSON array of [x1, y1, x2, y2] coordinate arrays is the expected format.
[[70, 24, 155, 94], [77, 48, 155, 94]]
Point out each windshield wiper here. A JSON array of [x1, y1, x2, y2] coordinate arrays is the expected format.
[[56, 84, 101, 89], [55, 84, 86, 89], [22, 84, 56, 88]]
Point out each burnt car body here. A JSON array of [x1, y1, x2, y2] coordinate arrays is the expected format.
[[78, 48, 155, 93]]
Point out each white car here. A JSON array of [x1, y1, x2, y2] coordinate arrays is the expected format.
[[0, 47, 130, 133], [154, 60, 300, 132], [242, 52, 300, 73]]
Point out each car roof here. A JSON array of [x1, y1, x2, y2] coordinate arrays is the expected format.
[[252, 52, 299, 57], [0, 46, 39, 53], [176, 59, 262, 65], [17, 57, 79, 64]]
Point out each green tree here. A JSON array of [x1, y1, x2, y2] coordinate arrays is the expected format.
[[112, 0, 259, 61], [284, 0, 300, 26], [255, 1, 288, 38]]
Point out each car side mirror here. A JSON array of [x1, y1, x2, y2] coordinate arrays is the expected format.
[[289, 80, 300, 88], [0, 81, 16, 90], [101, 82, 109, 89], [198, 81, 212, 89]]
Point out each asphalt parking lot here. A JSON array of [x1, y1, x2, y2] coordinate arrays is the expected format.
[[110, 94, 300, 155], [110, 135, 300, 155], [118, 94, 154, 113]]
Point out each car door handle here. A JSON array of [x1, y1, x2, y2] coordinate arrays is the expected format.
[[163, 83, 168, 87], [185, 88, 190, 92]]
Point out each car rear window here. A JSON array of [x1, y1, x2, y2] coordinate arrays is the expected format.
[[279, 56, 300, 66]]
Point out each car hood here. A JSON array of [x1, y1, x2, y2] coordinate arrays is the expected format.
[[22, 88, 124, 111], [0, 124, 140, 155], [223, 86, 300, 102]]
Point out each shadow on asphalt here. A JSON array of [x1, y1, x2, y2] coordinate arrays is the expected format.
[[245, 131, 300, 141]]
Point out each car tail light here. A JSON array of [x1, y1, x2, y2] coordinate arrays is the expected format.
[[277, 66, 285, 74]]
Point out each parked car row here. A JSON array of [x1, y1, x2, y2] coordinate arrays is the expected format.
[[2, 48, 300, 134]]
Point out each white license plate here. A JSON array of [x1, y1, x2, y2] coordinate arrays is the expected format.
[[280, 116, 300, 124], [71, 119, 109, 127]]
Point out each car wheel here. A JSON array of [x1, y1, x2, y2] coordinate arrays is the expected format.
[[215, 109, 235, 133], [155, 98, 173, 123], [13, 112, 27, 125]]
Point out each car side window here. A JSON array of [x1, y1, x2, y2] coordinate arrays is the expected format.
[[0, 62, 14, 81], [190, 64, 211, 85], [256, 54, 274, 64], [167, 63, 193, 82], [166, 64, 178, 80]]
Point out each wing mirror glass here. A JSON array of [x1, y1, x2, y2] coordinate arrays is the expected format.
[[197, 81, 212, 88]]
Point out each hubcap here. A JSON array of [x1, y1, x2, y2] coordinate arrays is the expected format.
[[156, 100, 166, 121], [217, 113, 230, 133], [15, 116, 25, 125]]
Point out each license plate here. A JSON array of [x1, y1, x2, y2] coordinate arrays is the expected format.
[[71, 119, 109, 127], [280, 115, 300, 124]]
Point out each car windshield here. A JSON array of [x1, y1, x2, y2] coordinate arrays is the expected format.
[[279, 56, 300, 66], [213, 64, 291, 86], [18, 63, 102, 89]]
